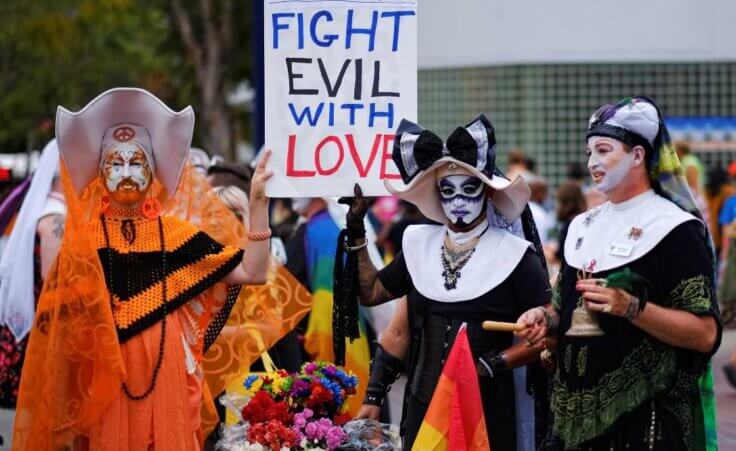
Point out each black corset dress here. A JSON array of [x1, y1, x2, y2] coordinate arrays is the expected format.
[[378, 248, 551, 450]]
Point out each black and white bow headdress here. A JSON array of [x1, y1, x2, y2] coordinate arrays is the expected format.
[[384, 115, 531, 224]]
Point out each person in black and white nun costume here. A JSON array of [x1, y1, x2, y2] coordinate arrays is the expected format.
[[340, 115, 553, 450], [518, 97, 722, 451]]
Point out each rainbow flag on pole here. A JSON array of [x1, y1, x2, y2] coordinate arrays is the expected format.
[[413, 324, 490, 451]]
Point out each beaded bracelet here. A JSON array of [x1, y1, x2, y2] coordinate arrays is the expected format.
[[344, 240, 368, 252], [247, 229, 272, 241], [624, 295, 641, 321]]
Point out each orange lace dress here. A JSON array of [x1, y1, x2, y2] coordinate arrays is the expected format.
[[13, 168, 313, 451], [83, 214, 243, 450]]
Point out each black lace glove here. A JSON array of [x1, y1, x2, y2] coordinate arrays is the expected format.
[[364, 344, 404, 406], [338, 183, 368, 244]]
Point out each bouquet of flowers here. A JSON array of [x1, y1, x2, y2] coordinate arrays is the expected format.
[[232, 362, 358, 451]]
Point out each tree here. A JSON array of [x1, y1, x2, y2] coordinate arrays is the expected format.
[[168, 0, 252, 160], [0, 0, 253, 161], [0, 0, 177, 153]]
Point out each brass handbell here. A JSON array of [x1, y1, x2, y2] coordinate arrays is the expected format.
[[566, 269, 605, 337], [566, 301, 605, 337]]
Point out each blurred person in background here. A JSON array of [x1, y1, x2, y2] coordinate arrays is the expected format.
[[705, 165, 734, 256], [376, 200, 427, 258], [209, 156, 300, 245], [553, 181, 587, 265], [583, 185, 608, 209], [718, 163, 736, 388], [717, 165, 736, 329], [528, 174, 554, 245], [188, 148, 212, 176], [675, 141, 710, 227], [0, 178, 31, 257], [675, 141, 706, 196], [718, 203, 736, 389], [212, 185, 249, 226], [207, 161, 253, 193], [0, 141, 64, 446], [207, 161, 288, 264], [506, 148, 533, 181], [566, 162, 589, 186], [715, 163, 736, 249], [270, 198, 300, 242]]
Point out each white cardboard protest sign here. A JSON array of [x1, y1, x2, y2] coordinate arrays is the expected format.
[[264, 0, 417, 197]]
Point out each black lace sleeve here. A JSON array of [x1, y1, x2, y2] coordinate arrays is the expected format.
[[377, 252, 411, 298]]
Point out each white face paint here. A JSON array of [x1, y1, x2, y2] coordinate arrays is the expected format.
[[586, 137, 642, 194], [438, 175, 486, 227], [101, 143, 152, 205]]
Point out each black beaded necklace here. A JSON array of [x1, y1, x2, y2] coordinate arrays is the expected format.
[[100, 214, 168, 400]]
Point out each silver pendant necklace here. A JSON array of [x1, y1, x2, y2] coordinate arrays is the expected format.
[[440, 228, 485, 290]]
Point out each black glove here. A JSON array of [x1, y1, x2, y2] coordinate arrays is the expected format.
[[338, 183, 368, 244], [476, 350, 508, 378], [364, 344, 404, 406]]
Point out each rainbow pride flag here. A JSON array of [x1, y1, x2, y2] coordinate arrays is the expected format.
[[303, 211, 370, 417], [413, 324, 490, 451]]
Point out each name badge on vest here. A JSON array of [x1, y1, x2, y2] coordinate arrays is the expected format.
[[608, 242, 633, 257]]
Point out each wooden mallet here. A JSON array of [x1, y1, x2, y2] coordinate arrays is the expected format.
[[482, 321, 527, 332]]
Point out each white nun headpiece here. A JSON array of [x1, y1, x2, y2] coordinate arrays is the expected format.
[[56, 87, 195, 195], [0, 140, 61, 340]]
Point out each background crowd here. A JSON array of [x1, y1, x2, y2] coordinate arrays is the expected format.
[[1, 137, 736, 448], [1, 1, 736, 448]]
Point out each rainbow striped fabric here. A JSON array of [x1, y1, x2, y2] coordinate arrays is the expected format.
[[413, 324, 490, 450]]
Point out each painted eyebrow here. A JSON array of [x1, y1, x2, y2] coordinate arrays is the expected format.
[[594, 142, 614, 150], [460, 178, 482, 187], [438, 179, 455, 188]]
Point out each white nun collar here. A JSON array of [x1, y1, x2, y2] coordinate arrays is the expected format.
[[564, 190, 698, 273], [402, 222, 531, 302]]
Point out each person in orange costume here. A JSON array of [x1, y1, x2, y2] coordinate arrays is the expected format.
[[12, 88, 274, 451]]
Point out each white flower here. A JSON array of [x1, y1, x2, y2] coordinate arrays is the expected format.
[[228, 441, 266, 451]]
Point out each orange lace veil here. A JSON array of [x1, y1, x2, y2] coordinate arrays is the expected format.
[[14, 163, 126, 449], [13, 161, 312, 449], [168, 164, 313, 435]]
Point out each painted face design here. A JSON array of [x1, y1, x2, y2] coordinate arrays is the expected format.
[[102, 144, 153, 205], [438, 175, 486, 226], [586, 137, 642, 194]]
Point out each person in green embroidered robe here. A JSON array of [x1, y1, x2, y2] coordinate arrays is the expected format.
[[517, 97, 722, 451]]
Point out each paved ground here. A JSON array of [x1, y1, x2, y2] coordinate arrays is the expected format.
[[0, 407, 11, 450], [715, 329, 736, 450]]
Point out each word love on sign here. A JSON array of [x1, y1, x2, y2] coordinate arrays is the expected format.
[[264, 0, 417, 197]]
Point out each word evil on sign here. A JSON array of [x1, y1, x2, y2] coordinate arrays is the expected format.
[[265, 0, 417, 197]]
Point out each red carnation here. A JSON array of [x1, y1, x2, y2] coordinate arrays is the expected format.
[[306, 382, 334, 412], [242, 391, 294, 425], [247, 420, 298, 450]]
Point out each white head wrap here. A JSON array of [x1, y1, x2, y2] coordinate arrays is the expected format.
[[99, 123, 155, 170], [0, 140, 62, 340]]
